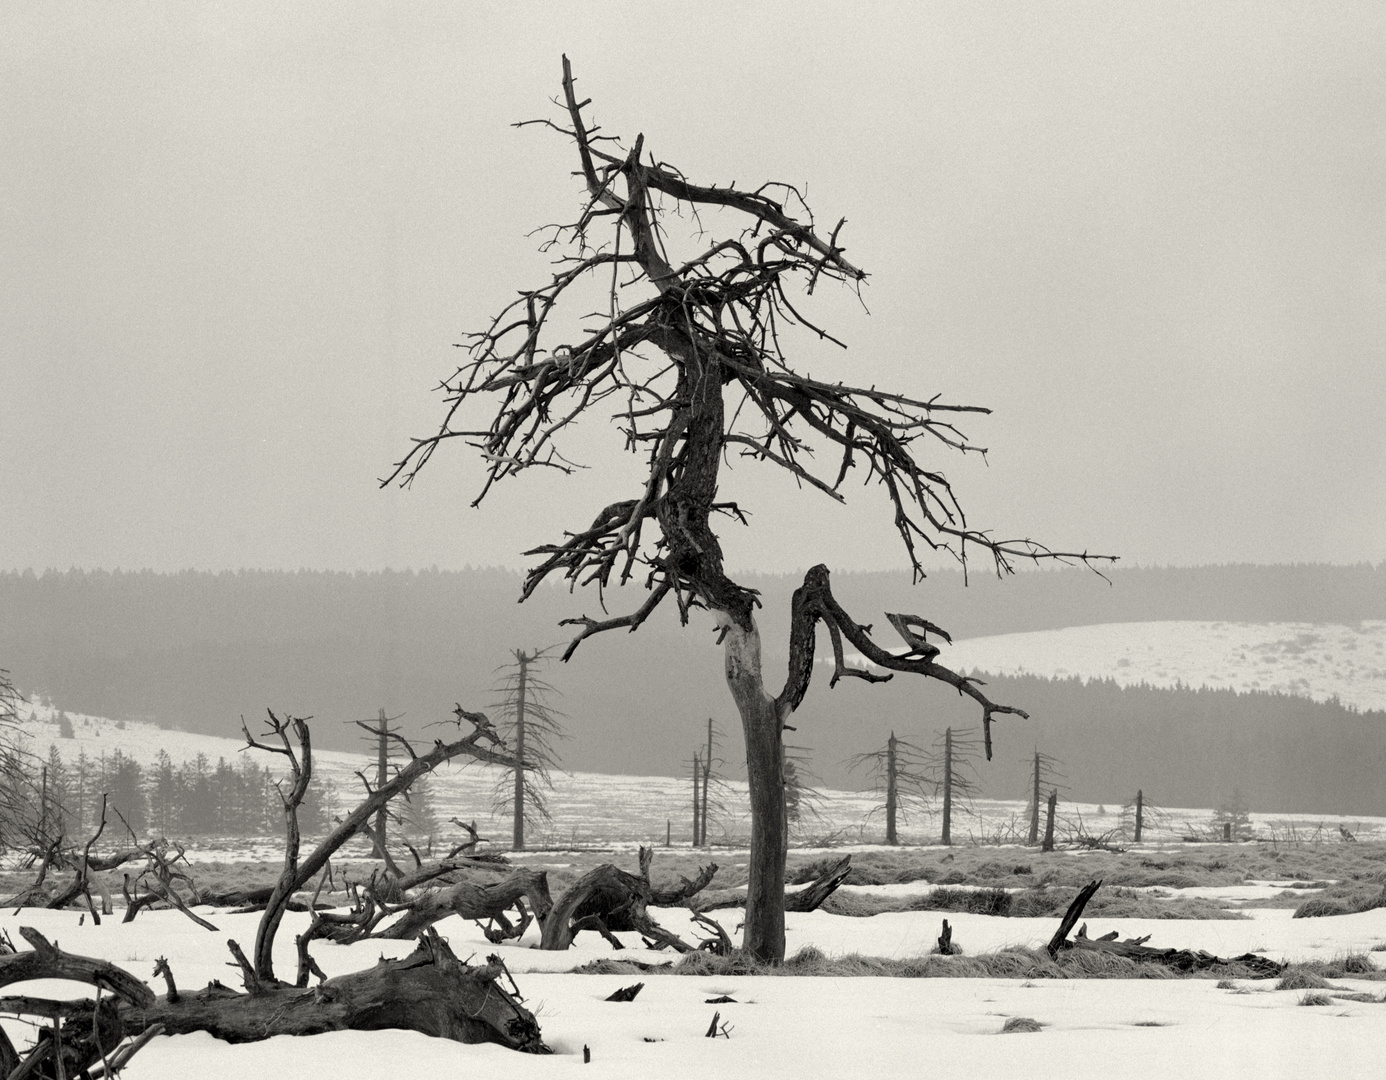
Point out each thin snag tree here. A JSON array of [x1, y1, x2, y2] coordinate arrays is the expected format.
[[847, 731, 932, 845], [385, 58, 1113, 962], [489, 647, 567, 851], [1025, 749, 1066, 846], [925, 727, 983, 846]]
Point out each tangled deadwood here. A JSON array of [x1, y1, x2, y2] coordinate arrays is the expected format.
[[311, 845, 720, 956], [0, 926, 548, 1059], [1047, 880, 1284, 978]]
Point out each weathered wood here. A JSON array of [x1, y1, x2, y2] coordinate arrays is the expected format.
[[1046, 880, 1284, 977], [1046, 879, 1102, 958], [373, 869, 552, 940], [540, 847, 718, 952], [124, 931, 548, 1051], [694, 854, 852, 915], [2, 927, 548, 1054]]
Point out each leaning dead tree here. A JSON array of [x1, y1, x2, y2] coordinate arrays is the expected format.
[[0, 706, 551, 1057], [385, 57, 1113, 962], [1046, 879, 1284, 978]]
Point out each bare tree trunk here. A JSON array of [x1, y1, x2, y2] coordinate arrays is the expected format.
[[885, 731, 898, 846], [1042, 790, 1057, 852], [1134, 789, 1144, 843], [691, 752, 702, 847], [721, 619, 787, 964], [1029, 751, 1041, 845], [701, 717, 713, 846], [513, 650, 528, 851], [941, 727, 953, 846], [372, 708, 388, 859]]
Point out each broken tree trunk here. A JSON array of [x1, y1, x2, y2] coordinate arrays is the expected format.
[[3, 926, 549, 1055], [540, 846, 718, 952], [1046, 880, 1285, 977]]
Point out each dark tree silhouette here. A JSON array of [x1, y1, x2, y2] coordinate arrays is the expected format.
[[847, 731, 932, 845], [386, 58, 1112, 961], [924, 727, 983, 846], [1025, 749, 1066, 846], [488, 648, 567, 850]]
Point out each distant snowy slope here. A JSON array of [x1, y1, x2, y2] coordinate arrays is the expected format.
[[941, 620, 1386, 711], [838, 620, 1386, 712]]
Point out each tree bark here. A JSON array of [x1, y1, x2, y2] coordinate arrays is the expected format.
[[720, 618, 788, 963], [1029, 752, 1041, 845], [885, 732, 898, 846], [6, 928, 549, 1054], [513, 651, 528, 851], [1042, 791, 1057, 852], [371, 869, 552, 941], [942, 728, 953, 846]]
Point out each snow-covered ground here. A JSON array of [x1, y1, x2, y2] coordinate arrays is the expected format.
[[4, 893, 1384, 1080]]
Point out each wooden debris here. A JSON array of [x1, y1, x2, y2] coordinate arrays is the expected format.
[[1047, 880, 1285, 978]]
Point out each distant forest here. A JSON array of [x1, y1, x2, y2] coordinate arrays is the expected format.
[[1, 564, 1382, 814]]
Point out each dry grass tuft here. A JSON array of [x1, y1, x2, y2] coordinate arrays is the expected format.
[[1299, 991, 1335, 1006], [1000, 1016, 1044, 1033], [1277, 969, 1331, 991]]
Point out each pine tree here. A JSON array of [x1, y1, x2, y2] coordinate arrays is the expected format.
[[43, 745, 71, 840], [147, 750, 178, 837], [105, 749, 147, 835]]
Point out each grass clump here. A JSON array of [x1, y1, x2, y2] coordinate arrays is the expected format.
[[1277, 969, 1331, 991], [1299, 992, 1334, 1006], [1000, 1016, 1044, 1033], [1293, 885, 1386, 919]]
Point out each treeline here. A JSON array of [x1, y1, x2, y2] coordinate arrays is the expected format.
[[794, 671, 1386, 817], [2, 564, 1383, 792], [32, 744, 340, 841]]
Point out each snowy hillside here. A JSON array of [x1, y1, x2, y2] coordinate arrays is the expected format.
[[943, 620, 1386, 712]]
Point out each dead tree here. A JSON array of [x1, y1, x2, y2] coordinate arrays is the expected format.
[[847, 731, 931, 845], [384, 58, 1112, 962], [1045, 880, 1283, 978], [1025, 749, 1066, 845], [489, 648, 567, 851], [690, 717, 729, 846], [1041, 791, 1058, 851], [244, 707, 524, 982], [924, 727, 982, 846], [3, 708, 552, 1054]]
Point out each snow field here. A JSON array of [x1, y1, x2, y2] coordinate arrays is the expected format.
[[4, 900, 1386, 1080]]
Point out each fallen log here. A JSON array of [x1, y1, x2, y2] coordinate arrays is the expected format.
[[1047, 879, 1285, 978], [2, 926, 549, 1056], [339, 867, 553, 942], [693, 854, 853, 915]]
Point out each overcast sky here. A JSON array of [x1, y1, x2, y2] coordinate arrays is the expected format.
[[2, 2, 1383, 576]]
